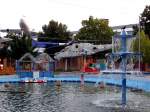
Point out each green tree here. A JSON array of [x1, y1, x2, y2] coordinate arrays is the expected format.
[[7, 33, 36, 60], [132, 25, 139, 36], [75, 16, 114, 44], [40, 20, 71, 41], [132, 31, 150, 64], [141, 5, 150, 38], [0, 44, 11, 59]]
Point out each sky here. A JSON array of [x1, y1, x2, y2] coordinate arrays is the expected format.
[[0, 0, 150, 32]]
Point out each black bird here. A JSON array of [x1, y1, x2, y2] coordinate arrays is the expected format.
[[121, 26, 126, 29]]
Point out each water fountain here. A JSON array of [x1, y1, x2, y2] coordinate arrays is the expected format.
[[102, 28, 141, 108]]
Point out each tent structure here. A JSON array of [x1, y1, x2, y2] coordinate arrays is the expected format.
[[35, 53, 54, 71], [16, 53, 54, 80], [18, 53, 36, 62], [36, 53, 54, 62], [16, 53, 36, 78]]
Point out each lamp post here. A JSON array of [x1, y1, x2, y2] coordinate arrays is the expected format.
[[83, 49, 88, 68], [139, 15, 147, 71], [138, 16, 141, 71]]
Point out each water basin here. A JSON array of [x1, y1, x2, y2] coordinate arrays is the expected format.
[[0, 82, 149, 112]]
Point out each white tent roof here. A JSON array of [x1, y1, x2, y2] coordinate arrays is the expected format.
[[35, 53, 54, 62], [54, 43, 112, 60], [19, 53, 36, 62], [19, 53, 54, 63]]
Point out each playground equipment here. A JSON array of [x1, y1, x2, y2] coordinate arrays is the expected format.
[[16, 53, 54, 82], [81, 62, 99, 74]]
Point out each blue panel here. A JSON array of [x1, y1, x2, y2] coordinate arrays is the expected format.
[[32, 40, 59, 48], [99, 64, 106, 70], [18, 72, 33, 78], [39, 71, 54, 77]]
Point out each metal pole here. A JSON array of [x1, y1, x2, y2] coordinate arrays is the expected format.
[[138, 16, 141, 71], [112, 36, 114, 53], [121, 29, 127, 107], [122, 56, 126, 107]]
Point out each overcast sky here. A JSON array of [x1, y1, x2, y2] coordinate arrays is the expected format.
[[0, 0, 150, 32]]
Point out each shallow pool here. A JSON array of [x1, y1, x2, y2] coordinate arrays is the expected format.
[[0, 82, 150, 112]]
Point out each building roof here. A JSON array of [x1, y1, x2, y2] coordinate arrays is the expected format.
[[0, 37, 12, 43], [111, 24, 138, 30], [0, 29, 21, 34], [0, 37, 12, 48], [54, 43, 112, 59]]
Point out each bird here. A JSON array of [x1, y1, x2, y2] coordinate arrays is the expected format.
[[121, 26, 126, 29]]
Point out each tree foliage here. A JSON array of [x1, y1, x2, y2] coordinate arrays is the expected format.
[[40, 20, 71, 40], [0, 44, 11, 59], [132, 31, 150, 64], [75, 16, 114, 44], [140, 5, 150, 38], [132, 25, 139, 36], [6, 34, 36, 60]]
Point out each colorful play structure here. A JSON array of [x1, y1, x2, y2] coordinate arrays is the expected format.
[[16, 53, 54, 82], [81, 61, 99, 74]]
